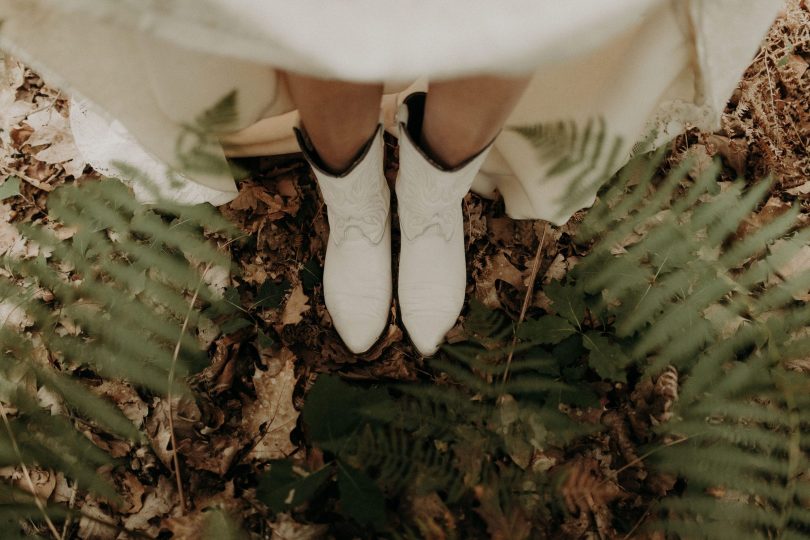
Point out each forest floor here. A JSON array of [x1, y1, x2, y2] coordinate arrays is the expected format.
[[0, 2, 808, 539]]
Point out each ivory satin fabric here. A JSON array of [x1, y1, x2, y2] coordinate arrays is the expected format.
[[0, 0, 783, 225]]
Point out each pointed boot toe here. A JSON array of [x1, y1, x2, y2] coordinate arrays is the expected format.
[[401, 311, 456, 356], [330, 309, 388, 354]]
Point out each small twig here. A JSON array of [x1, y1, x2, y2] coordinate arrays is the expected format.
[[614, 434, 691, 477], [167, 265, 209, 513], [166, 233, 242, 512], [501, 221, 548, 386], [0, 402, 61, 540], [622, 505, 652, 540], [22, 90, 63, 121], [60, 479, 78, 540], [0, 164, 57, 192]]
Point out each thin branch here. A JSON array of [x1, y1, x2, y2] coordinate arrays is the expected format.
[[613, 434, 691, 476], [167, 233, 242, 512], [60, 479, 78, 540], [167, 264, 210, 513], [501, 221, 549, 386], [0, 402, 61, 540]]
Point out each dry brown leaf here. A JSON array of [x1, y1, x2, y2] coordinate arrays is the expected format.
[[702, 304, 748, 340], [78, 497, 118, 540], [785, 356, 810, 372], [276, 177, 299, 198], [778, 244, 810, 280], [91, 380, 149, 429], [491, 252, 525, 290], [531, 289, 553, 312], [488, 217, 516, 245], [783, 53, 809, 79], [163, 482, 242, 539], [359, 322, 402, 361], [735, 195, 793, 240], [767, 240, 810, 301], [242, 352, 299, 461], [652, 366, 679, 424], [122, 475, 177, 536], [704, 134, 749, 177], [11, 467, 56, 501], [145, 396, 202, 470], [409, 492, 456, 540], [184, 435, 240, 475], [196, 337, 239, 394], [269, 512, 329, 539], [116, 472, 146, 514], [0, 220, 28, 259], [230, 183, 285, 215], [542, 253, 567, 284], [0, 298, 33, 331], [281, 283, 310, 326]]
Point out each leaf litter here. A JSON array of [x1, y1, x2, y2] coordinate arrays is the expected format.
[[0, 3, 808, 537]]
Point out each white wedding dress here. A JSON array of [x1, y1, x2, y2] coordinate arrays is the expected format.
[[0, 0, 783, 224]]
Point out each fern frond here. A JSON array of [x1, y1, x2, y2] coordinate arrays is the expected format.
[[0, 174, 240, 513], [509, 116, 626, 223]]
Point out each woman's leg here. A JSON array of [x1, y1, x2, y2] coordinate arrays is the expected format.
[[283, 71, 384, 173], [420, 74, 532, 168]]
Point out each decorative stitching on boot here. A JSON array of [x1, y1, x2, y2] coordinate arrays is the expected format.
[[295, 123, 390, 245], [396, 164, 472, 241], [396, 97, 494, 241]]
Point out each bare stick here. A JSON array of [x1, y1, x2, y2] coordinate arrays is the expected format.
[[0, 402, 61, 540], [501, 221, 549, 386], [167, 233, 241, 512], [167, 265, 209, 512]]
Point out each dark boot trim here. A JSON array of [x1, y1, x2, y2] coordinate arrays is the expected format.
[[400, 91, 498, 173], [293, 122, 382, 178]]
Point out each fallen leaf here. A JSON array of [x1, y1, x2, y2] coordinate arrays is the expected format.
[[282, 283, 309, 326], [13, 467, 56, 501], [122, 475, 177, 536], [359, 323, 402, 361], [542, 253, 567, 284], [0, 298, 34, 331], [0, 220, 28, 259], [145, 396, 202, 469], [735, 195, 793, 240], [91, 380, 149, 429], [242, 351, 299, 461], [704, 134, 748, 177], [117, 472, 146, 514], [269, 513, 329, 540], [79, 497, 118, 540]]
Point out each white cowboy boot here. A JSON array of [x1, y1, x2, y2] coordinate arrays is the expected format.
[[395, 92, 496, 356], [293, 122, 392, 354]]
